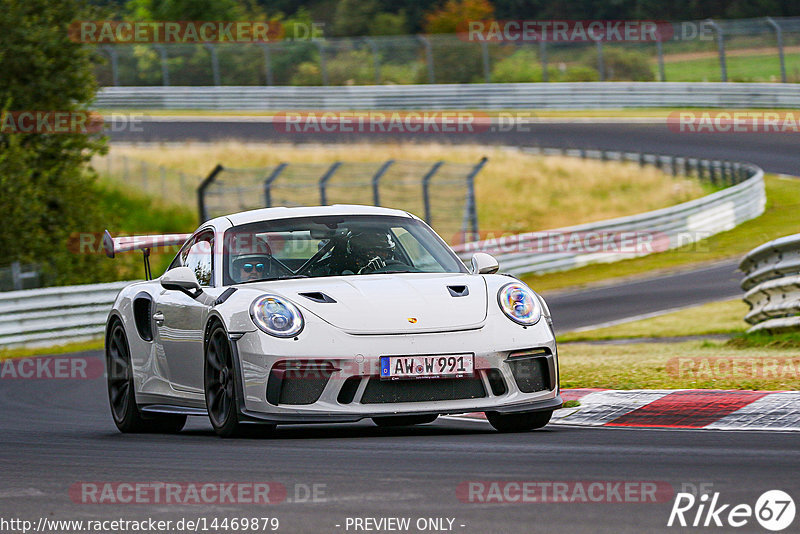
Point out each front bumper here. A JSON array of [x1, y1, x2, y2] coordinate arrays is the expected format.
[[231, 315, 561, 424]]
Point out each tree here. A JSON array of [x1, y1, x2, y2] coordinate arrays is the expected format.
[[0, 0, 112, 285]]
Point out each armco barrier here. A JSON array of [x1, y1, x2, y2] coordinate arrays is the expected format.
[[453, 147, 765, 275], [0, 281, 131, 349], [95, 83, 800, 110], [740, 234, 800, 333]]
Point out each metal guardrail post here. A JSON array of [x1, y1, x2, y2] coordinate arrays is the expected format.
[[766, 17, 787, 83], [263, 162, 288, 208], [198, 164, 224, 223], [421, 161, 444, 225], [596, 40, 605, 81], [315, 41, 329, 86], [203, 43, 221, 86], [480, 41, 490, 83], [364, 38, 381, 84], [709, 160, 718, 185], [418, 35, 435, 83], [707, 20, 727, 82], [371, 160, 393, 206], [153, 45, 170, 86], [258, 43, 274, 86], [540, 41, 548, 82], [465, 157, 488, 241], [318, 162, 341, 205], [101, 46, 119, 87]]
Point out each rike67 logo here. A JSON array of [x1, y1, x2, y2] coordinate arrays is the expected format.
[[668, 490, 795, 531]]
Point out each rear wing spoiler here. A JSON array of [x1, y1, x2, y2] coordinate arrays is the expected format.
[[103, 230, 192, 279]]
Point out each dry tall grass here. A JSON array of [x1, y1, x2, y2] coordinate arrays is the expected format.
[[102, 142, 706, 234]]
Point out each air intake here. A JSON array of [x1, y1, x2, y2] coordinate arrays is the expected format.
[[447, 285, 469, 297], [299, 292, 336, 303]]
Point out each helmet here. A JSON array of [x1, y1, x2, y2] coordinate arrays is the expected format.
[[347, 231, 395, 260], [230, 235, 272, 282]]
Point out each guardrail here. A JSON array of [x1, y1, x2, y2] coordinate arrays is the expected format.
[[0, 281, 131, 349], [95, 83, 800, 110], [453, 147, 765, 275], [740, 234, 800, 333]]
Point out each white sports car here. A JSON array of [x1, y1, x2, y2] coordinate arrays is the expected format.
[[104, 205, 561, 437]]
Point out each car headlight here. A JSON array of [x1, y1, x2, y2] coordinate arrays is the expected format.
[[250, 295, 304, 337], [498, 282, 542, 326]]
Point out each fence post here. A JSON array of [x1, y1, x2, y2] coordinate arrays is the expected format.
[[263, 162, 288, 208], [364, 38, 381, 84], [464, 157, 488, 242], [596, 40, 605, 81], [318, 162, 341, 205], [480, 40, 491, 82], [10, 261, 22, 291], [707, 20, 727, 82], [371, 160, 393, 206], [656, 38, 666, 82], [153, 44, 170, 86], [540, 41, 548, 82], [198, 164, 224, 223], [421, 161, 444, 225], [315, 41, 329, 86], [259, 43, 274, 86], [203, 43, 221, 86], [766, 17, 787, 83], [418, 35, 435, 83], [101, 46, 119, 86]]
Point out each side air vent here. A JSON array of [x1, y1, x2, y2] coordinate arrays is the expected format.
[[132, 294, 153, 342], [299, 292, 337, 303], [447, 285, 469, 297]]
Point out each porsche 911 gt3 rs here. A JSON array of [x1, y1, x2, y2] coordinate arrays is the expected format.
[[104, 205, 561, 437]]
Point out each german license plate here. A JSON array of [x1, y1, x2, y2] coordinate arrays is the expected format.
[[380, 354, 474, 380]]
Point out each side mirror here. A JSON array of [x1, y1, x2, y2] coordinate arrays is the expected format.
[[471, 252, 499, 275], [161, 266, 201, 294]]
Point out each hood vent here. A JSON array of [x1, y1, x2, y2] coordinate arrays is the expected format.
[[299, 291, 337, 303], [447, 285, 469, 297]]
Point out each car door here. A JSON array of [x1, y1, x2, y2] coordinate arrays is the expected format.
[[154, 230, 214, 394]]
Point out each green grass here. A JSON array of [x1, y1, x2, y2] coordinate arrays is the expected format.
[[558, 299, 748, 341], [664, 52, 800, 82], [560, 339, 800, 390], [93, 182, 197, 278], [0, 339, 104, 361], [525, 175, 800, 293], [728, 331, 800, 349]]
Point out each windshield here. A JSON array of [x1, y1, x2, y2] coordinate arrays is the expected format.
[[223, 214, 468, 285]]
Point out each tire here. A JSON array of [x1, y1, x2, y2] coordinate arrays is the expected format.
[[204, 323, 275, 438], [106, 320, 186, 433], [372, 414, 438, 427], [485, 410, 552, 433]]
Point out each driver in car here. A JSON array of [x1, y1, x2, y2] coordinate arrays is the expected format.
[[229, 234, 273, 283], [346, 231, 398, 274]]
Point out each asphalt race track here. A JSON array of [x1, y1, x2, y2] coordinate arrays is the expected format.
[[547, 260, 743, 333], [112, 118, 800, 175], [2, 363, 799, 534]]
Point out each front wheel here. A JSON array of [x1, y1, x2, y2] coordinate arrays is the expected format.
[[485, 410, 552, 432], [106, 320, 186, 433], [204, 324, 275, 438], [372, 414, 438, 427]]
